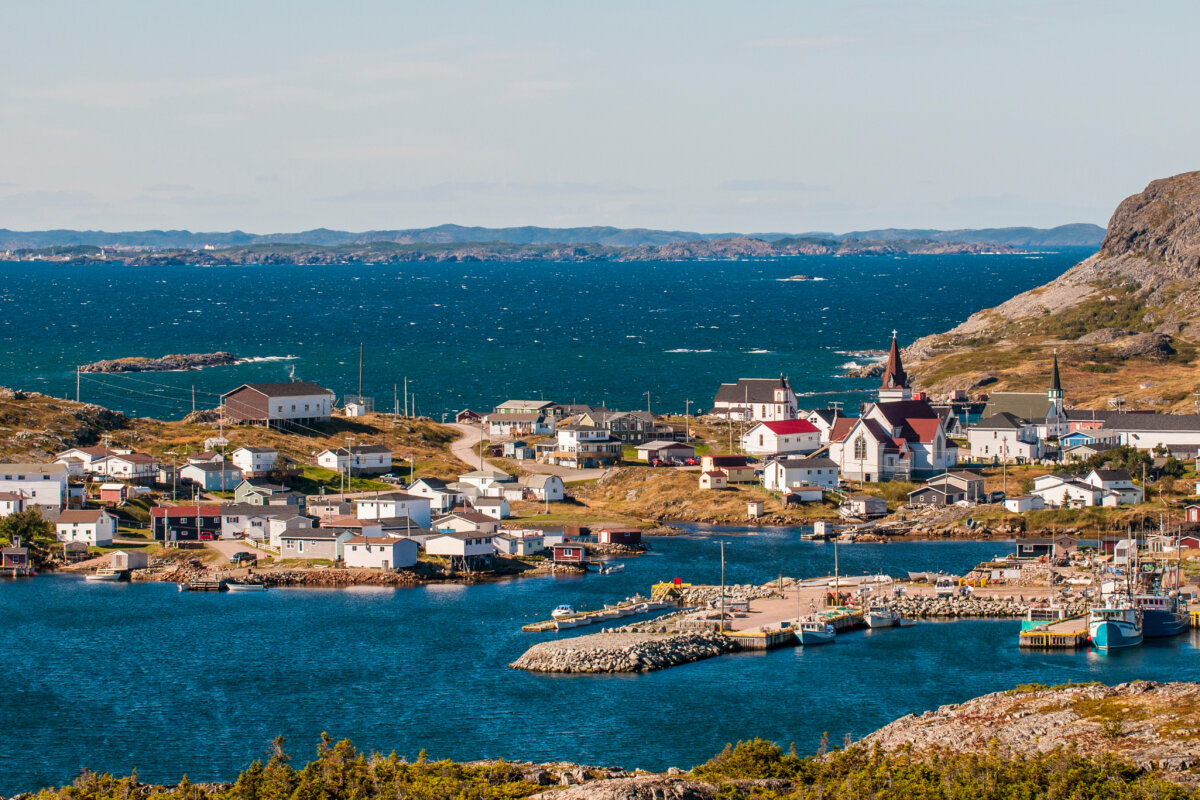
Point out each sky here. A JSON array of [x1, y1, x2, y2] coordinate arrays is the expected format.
[[2, 1, 1198, 234]]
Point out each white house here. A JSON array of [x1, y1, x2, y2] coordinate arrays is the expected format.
[[967, 412, 1044, 462], [353, 491, 432, 528], [1083, 469, 1142, 505], [741, 419, 821, 457], [541, 426, 621, 469], [493, 532, 545, 556], [1030, 474, 1105, 508], [1003, 495, 1045, 513], [458, 469, 513, 495], [801, 409, 842, 445], [0, 492, 25, 518], [94, 453, 159, 483], [405, 477, 464, 513], [425, 532, 496, 559], [55, 508, 116, 546], [471, 496, 510, 520], [761, 457, 839, 492], [222, 381, 335, 426], [711, 376, 798, 421], [1101, 413, 1200, 451], [432, 511, 501, 535], [0, 463, 68, 515], [487, 413, 554, 438], [520, 473, 564, 502], [229, 446, 278, 477], [343, 536, 418, 569], [179, 462, 244, 492], [54, 446, 112, 474], [316, 444, 392, 474]]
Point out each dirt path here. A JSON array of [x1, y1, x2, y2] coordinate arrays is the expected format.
[[447, 423, 610, 482]]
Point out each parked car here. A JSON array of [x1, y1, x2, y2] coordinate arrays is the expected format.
[[744, 456, 759, 464], [684, 457, 698, 466], [380, 473, 402, 484], [990, 491, 1006, 503], [230, 551, 257, 566]]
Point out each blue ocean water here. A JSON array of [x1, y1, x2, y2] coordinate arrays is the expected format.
[[0, 251, 1089, 420], [3, 530, 1196, 792]]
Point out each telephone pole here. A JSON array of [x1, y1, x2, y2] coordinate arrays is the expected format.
[[75, 367, 80, 404]]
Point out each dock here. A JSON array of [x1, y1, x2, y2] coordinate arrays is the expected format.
[[1018, 614, 1090, 649], [1192, 610, 1200, 629], [521, 599, 676, 632], [179, 579, 227, 592]]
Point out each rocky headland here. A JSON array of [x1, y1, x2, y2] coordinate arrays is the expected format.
[[79, 351, 242, 373], [906, 170, 1200, 410]]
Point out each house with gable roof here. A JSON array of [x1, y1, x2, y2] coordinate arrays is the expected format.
[[710, 375, 798, 422], [740, 419, 821, 456]]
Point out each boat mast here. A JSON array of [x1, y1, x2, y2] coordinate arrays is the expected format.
[[719, 540, 726, 632]]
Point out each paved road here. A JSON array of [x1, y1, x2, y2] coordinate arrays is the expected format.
[[446, 423, 609, 482]]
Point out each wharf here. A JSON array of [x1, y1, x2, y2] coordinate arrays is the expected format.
[[180, 579, 227, 592], [730, 608, 864, 650], [1193, 610, 1200, 629], [521, 599, 675, 632], [1018, 614, 1090, 649]]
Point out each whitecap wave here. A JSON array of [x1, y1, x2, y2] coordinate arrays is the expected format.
[[664, 348, 714, 353], [744, 349, 773, 354], [241, 355, 299, 363]]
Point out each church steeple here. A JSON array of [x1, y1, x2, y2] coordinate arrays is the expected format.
[[878, 330, 912, 402], [1048, 350, 1064, 416]]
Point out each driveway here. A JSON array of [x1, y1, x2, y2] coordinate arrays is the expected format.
[[447, 423, 609, 482]]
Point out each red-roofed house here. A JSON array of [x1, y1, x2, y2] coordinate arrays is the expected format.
[[740, 419, 821, 456]]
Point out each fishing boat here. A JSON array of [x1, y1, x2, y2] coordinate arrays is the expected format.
[[896, 617, 917, 627], [226, 581, 267, 592], [864, 604, 898, 628], [1088, 597, 1143, 650], [599, 563, 625, 574], [551, 604, 577, 619], [934, 576, 957, 597], [797, 619, 836, 645], [84, 568, 122, 582], [1134, 592, 1189, 637]]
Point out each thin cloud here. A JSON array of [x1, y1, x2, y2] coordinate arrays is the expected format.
[[322, 181, 646, 204], [145, 183, 194, 193], [746, 35, 856, 49], [720, 179, 829, 192]]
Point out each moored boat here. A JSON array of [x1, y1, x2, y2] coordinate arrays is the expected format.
[[551, 604, 576, 619], [226, 581, 267, 592], [797, 619, 836, 645], [85, 568, 123, 582], [864, 605, 898, 628], [1089, 599, 1143, 650], [1134, 593, 1189, 638]]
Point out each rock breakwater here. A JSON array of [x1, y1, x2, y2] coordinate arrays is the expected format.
[[511, 631, 736, 673], [881, 594, 1072, 618]]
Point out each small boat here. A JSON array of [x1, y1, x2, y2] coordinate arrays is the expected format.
[[85, 568, 122, 582], [896, 617, 917, 627], [797, 619, 836, 645], [865, 605, 898, 629], [1089, 597, 1143, 650], [551, 604, 577, 619], [554, 618, 582, 631], [226, 581, 267, 592], [599, 563, 625, 574], [934, 576, 957, 597]]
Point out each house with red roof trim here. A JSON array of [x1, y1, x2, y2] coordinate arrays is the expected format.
[[740, 419, 821, 456]]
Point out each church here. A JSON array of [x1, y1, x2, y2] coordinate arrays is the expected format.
[[827, 332, 959, 482]]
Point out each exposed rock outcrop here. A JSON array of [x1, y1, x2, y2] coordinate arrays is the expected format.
[[80, 352, 241, 373], [511, 631, 737, 673]]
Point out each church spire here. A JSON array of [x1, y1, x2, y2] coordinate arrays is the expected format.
[[1050, 350, 1062, 397], [880, 330, 908, 391]]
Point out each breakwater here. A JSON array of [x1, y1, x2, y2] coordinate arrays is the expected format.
[[880, 595, 1088, 619], [511, 631, 736, 673]]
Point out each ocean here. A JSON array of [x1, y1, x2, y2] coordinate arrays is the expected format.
[[3, 530, 1198, 792], [0, 250, 1090, 420]]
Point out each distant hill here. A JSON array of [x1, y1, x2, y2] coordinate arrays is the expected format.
[[0, 222, 1105, 251]]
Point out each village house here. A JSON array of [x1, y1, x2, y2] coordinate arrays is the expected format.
[[486, 413, 553, 438], [979, 354, 1068, 439], [906, 471, 987, 507], [635, 441, 696, 462], [493, 532, 545, 557], [344, 536, 419, 569], [577, 409, 674, 444], [306, 496, 355, 518], [502, 440, 535, 460], [1030, 474, 1106, 509], [94, 453, 159, 483], [425, 532, 495, 569], [55, 508, 116, 546], [186, 451, 224, 465], [1063, 442, 1108, 462], [178, 461, 244, 492], [151, 504, 223, 543], [1084, 468, 1142, 505], [279, 529, 355, 561], [761, 456, 839, 492], [698, 471, 728, 490], [217, 504, 314, 544], [353, 492, 432, 528], [840, 495, 887, 519], [552, 543, 586, 564], [222, 381, 335, 427], [541, 426, 622, 469], [233, 480, 305, 510], [316, 444, 393, 475], [1004, 495, 1045, 513], [594, 525, 642, 546], [740, 419, 821, 457], [1016, 535, 1078, 559], [800, 408, 842, 445], [455, 409, 483, 424], [967, 412, 1044, 462], [1058, 430, 1120, 449], [0, 463, 68, 516], [520, 473, 564, 502], [458, 468, 513, 496], [1, 541, 29, 570], [1101, 413, 1200, 452], [711, 375, 798, 421], [406, 477, 465, 513], [229, 446, 278, 477], [701, 455, 756, 483], [470, 495, 510, 520], [433, 511, 500, 536], [493, 399, 558, 418], [0, 491, 24, 518], [54, 446, 113, 475], [98, 483, 130, 505]]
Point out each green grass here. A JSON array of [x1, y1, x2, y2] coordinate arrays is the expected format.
[[293, 466, 391, 494]]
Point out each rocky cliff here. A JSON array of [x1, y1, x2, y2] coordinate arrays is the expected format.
[[907, 171, 1200, 409]]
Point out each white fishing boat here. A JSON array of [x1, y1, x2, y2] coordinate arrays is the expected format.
[[896, 617, 917, 627], [864, 605, 898, 628], [599, 562, 625, 574], [934, 576, 957, 597], [84, 568, 122, 582], [1089, 597, 1143, 650], [554, 617, 583, 630], [797, 619, 836, 645], [226, 581, 267, 592]]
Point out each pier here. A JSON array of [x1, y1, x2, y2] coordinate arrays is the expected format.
[[521, 599, 676, 632], [1018, 615, 1090, 649], [1192, 610, 1200, 629]]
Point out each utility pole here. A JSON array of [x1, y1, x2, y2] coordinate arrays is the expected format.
[[404, 376, 409, 417], [644, 391, 651, 414], [191, 386, 196, 415], [345, 435, 356, 489], [719, 540, 726, 633], [685, 399, 691, 441], [358, 342, 363, 404], [394, 384, 399, 417], [75, 367, 80, 404]]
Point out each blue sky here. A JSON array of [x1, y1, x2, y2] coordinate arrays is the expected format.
[[2, 1, 1197, 233]]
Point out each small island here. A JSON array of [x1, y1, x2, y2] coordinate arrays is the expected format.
[[79, 351, 242, 373]]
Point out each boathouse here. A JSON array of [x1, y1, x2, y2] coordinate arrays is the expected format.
[[222, 381, 335, 427], [553, 543, 585, 564]]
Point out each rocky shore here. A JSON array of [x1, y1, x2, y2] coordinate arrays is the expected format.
[[79, 351, 241, 373], [863, 681, 1200, 783], [880, 594, 1070, 618], [511, 630, 737, 673]]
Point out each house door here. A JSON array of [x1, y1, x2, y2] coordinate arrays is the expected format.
[[383, 560, 389, 569]]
